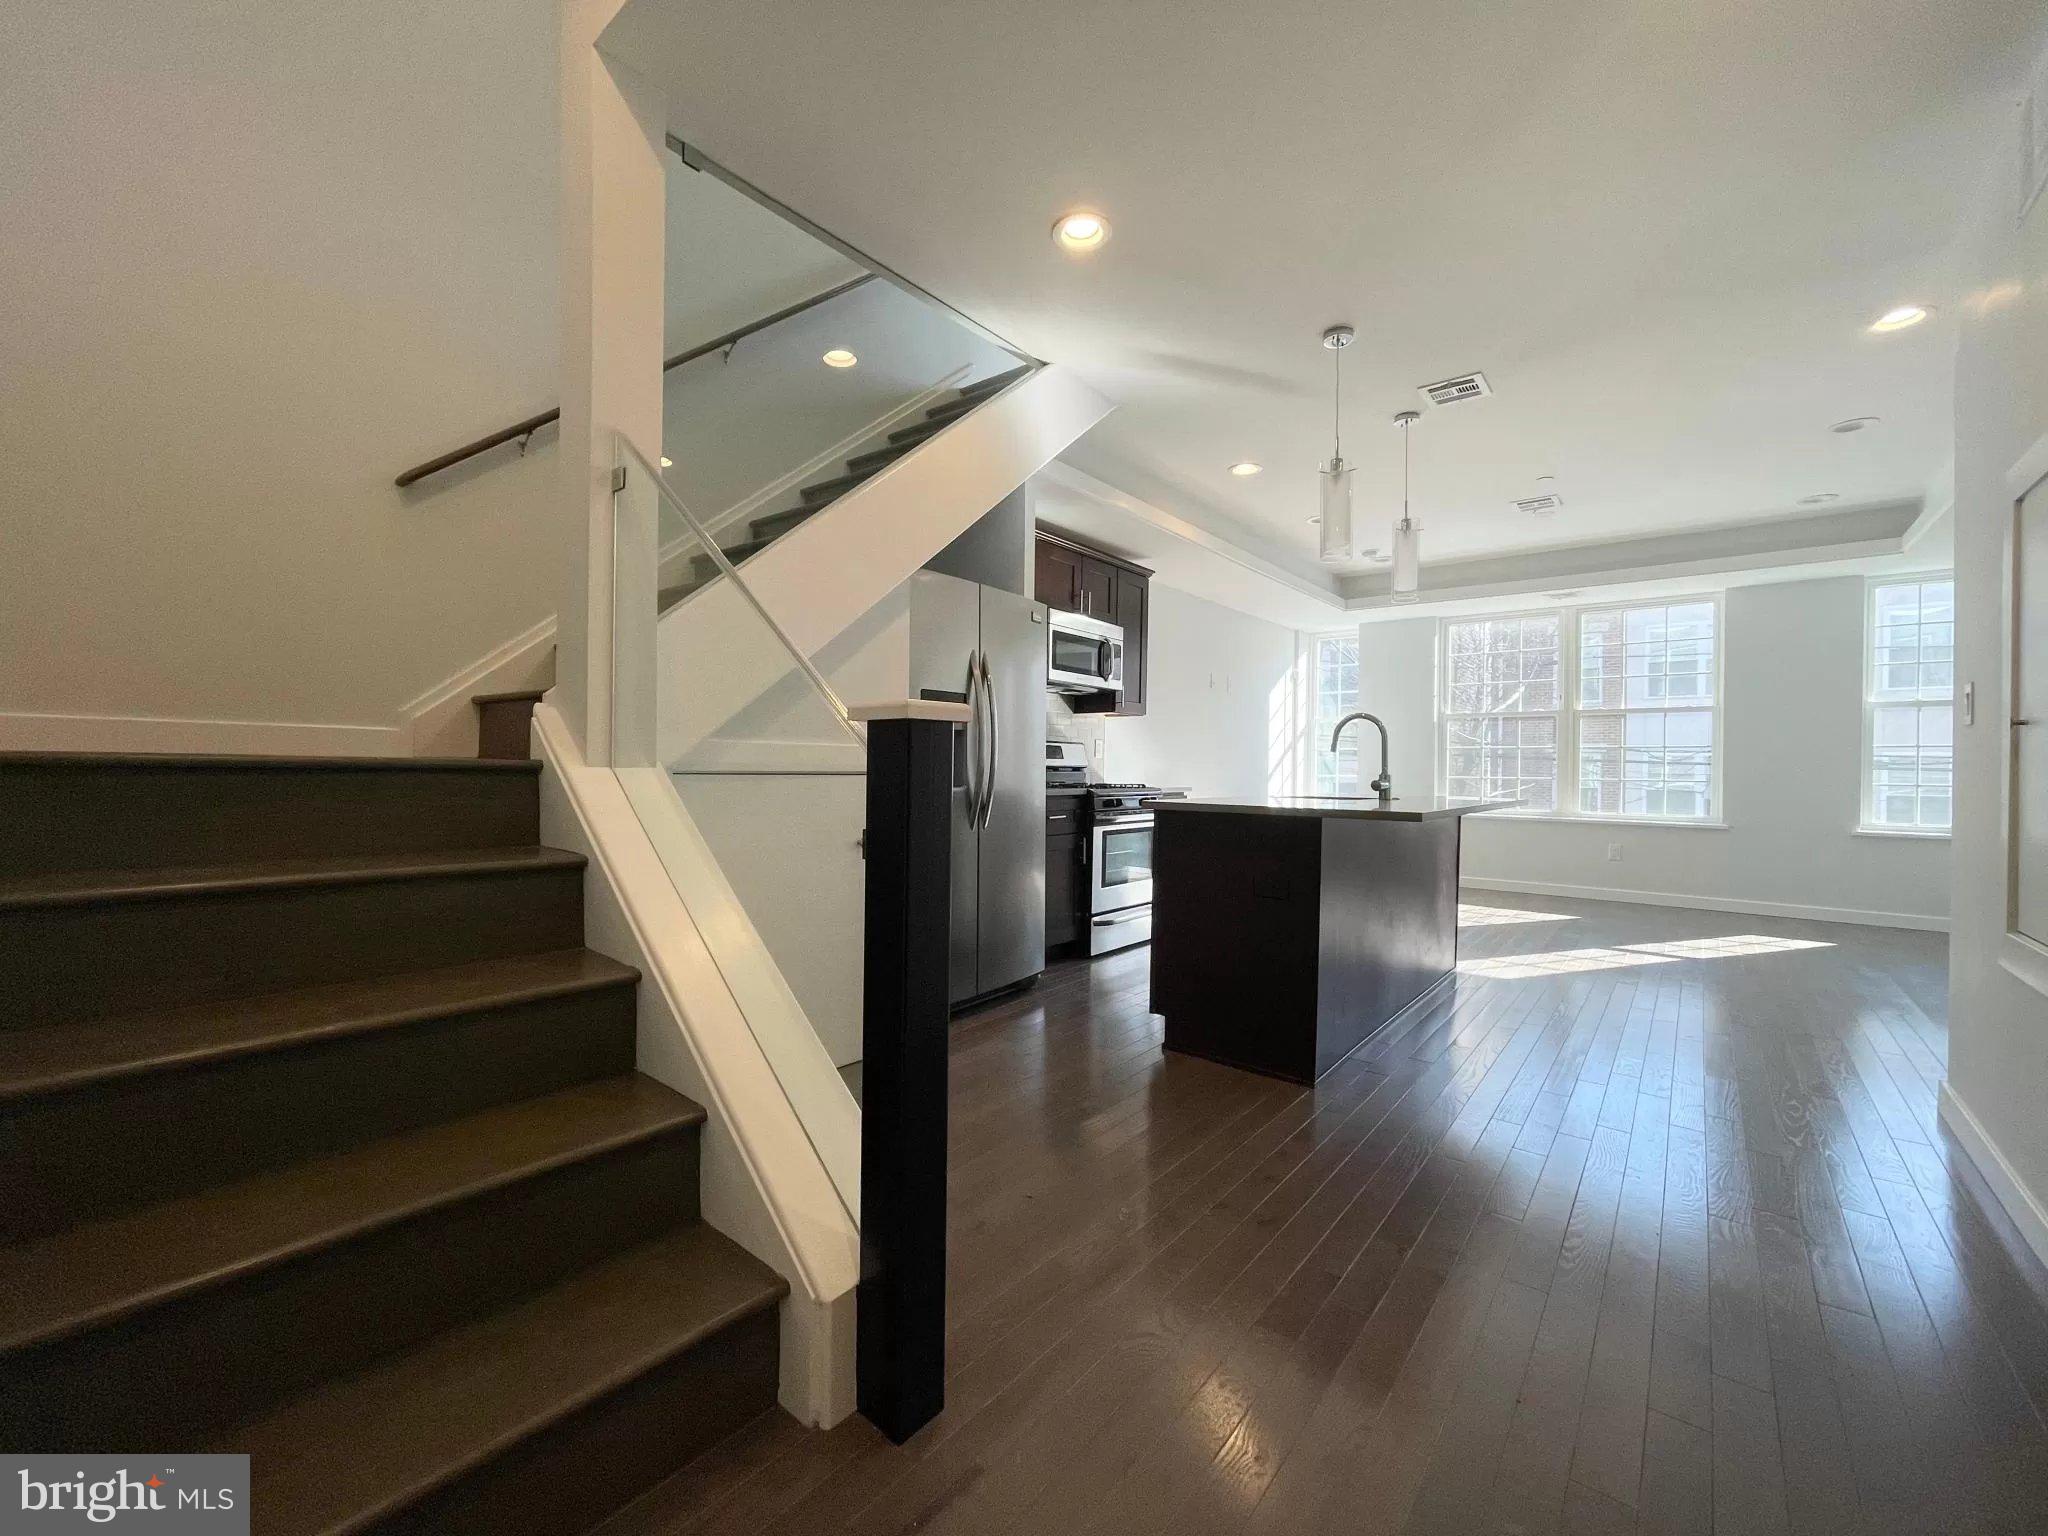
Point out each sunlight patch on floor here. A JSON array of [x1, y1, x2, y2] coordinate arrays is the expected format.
[[1458, 903, 1578, 927], [1459, 933, 1833, 979]]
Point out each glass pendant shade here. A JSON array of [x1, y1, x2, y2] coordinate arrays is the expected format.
[[1318, 462, 1354, 564], [1389, 518, 1422, 602]]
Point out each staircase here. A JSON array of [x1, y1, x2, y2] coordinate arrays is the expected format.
[[658, 364, 1031, 610], [0, 752, 786, 1534]]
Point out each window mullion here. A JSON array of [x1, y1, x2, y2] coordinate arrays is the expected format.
[[1562, 607, 1580, 814]]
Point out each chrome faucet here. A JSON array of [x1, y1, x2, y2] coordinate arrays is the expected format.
[[1329, 712, 1394, 802]]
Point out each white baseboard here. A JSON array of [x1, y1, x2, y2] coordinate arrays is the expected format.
[[0, 709, 406, 758], [1939, 1082, 2048, 1275], [1459, 875, 1949, 933], [400, 614, 557, 757]]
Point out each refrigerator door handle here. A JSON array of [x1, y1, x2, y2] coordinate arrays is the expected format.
[[963, 650, 985, 825], [978, 649, 999, 830]]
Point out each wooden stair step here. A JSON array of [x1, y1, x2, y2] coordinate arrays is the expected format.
[[1, 949, 643, 1241], [0, 845, 584, 913], [220, 1223, 785, 1536], [2, 847, 587, 1028], [0, 752, 541, 878], [885, 412, 953, 447], [747, 504, 818, 542], [798, 466, 881, 506], [844, 438, 917, 475], [0, 948, 637, 1102], [956, 364, 1032, 401], [0, 1074, 705, 1356], [472, 690, 546, 762]]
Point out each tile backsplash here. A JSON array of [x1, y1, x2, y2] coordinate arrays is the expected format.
[[1047, 693, 1109, 778]]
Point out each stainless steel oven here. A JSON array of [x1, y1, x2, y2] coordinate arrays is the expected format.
[[1046, 609, 1125, 696], [1090, 810, 1155, 917]]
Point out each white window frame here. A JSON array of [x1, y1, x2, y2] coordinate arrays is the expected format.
[[1309, 630, 1361, 795], [1859, 572, 1955, 837], [1435, 594, 1726, 825]]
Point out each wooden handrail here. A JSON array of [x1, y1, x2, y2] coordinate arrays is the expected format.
[[394, 274, 877, 488]]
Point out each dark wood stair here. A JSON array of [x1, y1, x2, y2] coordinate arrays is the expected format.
[[0, 752, 787, 1533], [473, 688, 547, 761], [658, 363, 1032, 612]]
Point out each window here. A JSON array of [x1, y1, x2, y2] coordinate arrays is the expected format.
[[1311, 633, 1360, 794], [1864, 576, 1953, 832], [1576, 601, 1717, 818], [1443, 616, 1561, 811], [1440, 599, 1721, 821]]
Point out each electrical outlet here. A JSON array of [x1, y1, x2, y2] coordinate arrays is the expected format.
[[1606, 842, 1623, 863]]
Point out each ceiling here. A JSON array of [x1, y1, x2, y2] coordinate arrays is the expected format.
[[608, 0, 2042, 588]]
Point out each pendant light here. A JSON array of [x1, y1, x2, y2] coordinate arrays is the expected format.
[[1317, 326, 1356, 565], [1389, 409, 1422, 602]]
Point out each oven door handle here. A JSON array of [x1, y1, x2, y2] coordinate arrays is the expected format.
[[1092, 909, 1150, 927]]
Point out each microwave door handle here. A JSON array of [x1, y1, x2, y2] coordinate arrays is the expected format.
[[978, 650, 998, 829]]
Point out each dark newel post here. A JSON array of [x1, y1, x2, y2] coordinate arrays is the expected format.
[[857, 709, 955, 1443]]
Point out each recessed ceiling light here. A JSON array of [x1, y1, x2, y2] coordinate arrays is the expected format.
[[821, 349, 858, 368], [1797, 492, 1840, 505], [1869, 305, 1931, 333], [1051, 211, 1110, 253], [1229, 461, 1263, 477], [659, 457, 672, 468], [1830, 417, 1880, 434]]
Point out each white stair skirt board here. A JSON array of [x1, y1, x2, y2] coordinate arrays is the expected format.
[[655, 364, 1112, 765], [1939, 1083, 2048, 1276], [1459, 876, 1949, 933], [533, 700, 858, 1427]]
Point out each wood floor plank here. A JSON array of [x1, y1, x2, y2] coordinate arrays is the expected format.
[[604, 900, 2048, 1536]]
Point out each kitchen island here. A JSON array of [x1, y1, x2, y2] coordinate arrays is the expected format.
[[1150, 796, 1514, 1084]]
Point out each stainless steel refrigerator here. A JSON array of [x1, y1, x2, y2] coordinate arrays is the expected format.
[[906, 571, 1047, 1006]]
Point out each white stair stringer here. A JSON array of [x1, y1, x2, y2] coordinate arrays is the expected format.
[[654, 364, 1112, 764]]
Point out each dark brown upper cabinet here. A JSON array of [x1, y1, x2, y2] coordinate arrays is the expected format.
[[1033, 531, 1150, 718]]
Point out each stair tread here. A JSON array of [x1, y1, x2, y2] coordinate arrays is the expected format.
[[0, 1075, 705, 1353], [216, 1223, 785, 1536], [799, 466, 879, 502], [886, 414, 951, 445], [0, 949, 639, 1101], [707, 536, 771, 564], [0, 751, 540, 774], [956, 364, 1032, 401], [0, 845, 584, 911], [844, 440, 915, 474], [471, 688, 547, 706]]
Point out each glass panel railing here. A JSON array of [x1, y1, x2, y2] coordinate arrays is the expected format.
[[659, 152, 1028, 606], [611, 441, 866, 1212]]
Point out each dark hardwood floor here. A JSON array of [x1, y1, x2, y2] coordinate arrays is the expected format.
[[600, 892, 2048, 1535]]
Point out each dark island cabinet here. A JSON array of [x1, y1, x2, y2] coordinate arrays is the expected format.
[[1033, 532, 1150, 718]]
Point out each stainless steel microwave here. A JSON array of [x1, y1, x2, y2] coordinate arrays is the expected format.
[[1046, 609, 1125, 696]]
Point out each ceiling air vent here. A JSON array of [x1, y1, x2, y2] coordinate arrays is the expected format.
[[1514, 493, 1564, 515], [1419, 372, 1491, 407]]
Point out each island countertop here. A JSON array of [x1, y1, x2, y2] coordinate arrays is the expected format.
[[1154, 795, 1518, 823]]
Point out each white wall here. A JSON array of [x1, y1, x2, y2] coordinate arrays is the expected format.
[[1942, 70, 2048, 1265], [1102, 584, 1302, 798], [0, 3, 567, 752], [1353, 572, 1951, 928]]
